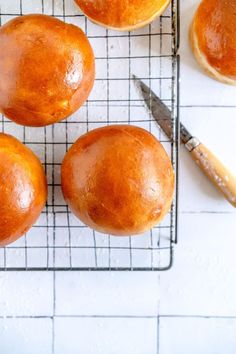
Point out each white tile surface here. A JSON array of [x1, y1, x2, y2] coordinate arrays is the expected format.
[[179, 107, 236, 212], [159, 213, 236, 316], [55, 272, 159, 316], [1, 0, 236, 353], [54, 317, 157, 354], [0, 0, 21, 14], [0, 273, 53, 316], [159, 317, 236, 354], [0, 318, 52, 354]]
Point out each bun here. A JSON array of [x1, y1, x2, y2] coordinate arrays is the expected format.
[[74, 0, 171, 31], [0, 133, 47, 246], [0, 14, 95, 126], [61, 125, 174, 236], [190, 0, 236, 85]]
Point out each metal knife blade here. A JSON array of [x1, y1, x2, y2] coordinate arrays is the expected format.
[[133, 75, 192, 145]]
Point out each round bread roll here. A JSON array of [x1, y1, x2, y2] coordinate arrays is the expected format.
[[190, 0, 236, 85], [0, 14, 95, 126], [61, 125, 174, 236], [0, 133, 47, 246], [74, 0, 171, 31]]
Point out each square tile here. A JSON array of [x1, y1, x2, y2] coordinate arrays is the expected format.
[[0, 318, 52, 354], [55, 317, 157, 354], [159, 317, 236, 354], [55, 272, 159, 316], [160, 213, 236, 316], [0, 272, 53, 316]]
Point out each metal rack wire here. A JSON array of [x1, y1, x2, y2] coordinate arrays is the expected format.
[[0, 0, 179, 271]]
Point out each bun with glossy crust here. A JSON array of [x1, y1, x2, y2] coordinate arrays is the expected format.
[[61, 125, 174, 236], [74, 0, 171, 31], [0, 14, 95, 126], [0, 133, 47, 246], [190, 0, 236, 85]]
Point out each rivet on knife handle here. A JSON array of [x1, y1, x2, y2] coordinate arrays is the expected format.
[[188, 141, 236, 207]]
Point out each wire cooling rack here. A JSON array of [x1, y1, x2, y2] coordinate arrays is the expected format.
[[0, 0, 179, 271]]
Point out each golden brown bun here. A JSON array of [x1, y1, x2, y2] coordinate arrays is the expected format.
[[0, 14, 95, 126], [61, 125, 174, 236], [0, 133, 47, 246], [74, 0, 171, 31], [190, 0, 236, 85]]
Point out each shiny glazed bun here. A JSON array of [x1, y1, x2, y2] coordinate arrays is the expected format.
[[190, 0, 236, 84], [61, 125, 174, 236], [74, 0, 171, 31], [0, 14, 95, 126], [0, 133, 47, 246]]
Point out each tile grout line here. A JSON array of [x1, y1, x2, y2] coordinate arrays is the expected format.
[[157, 316, 160, 354], [1, 314, 236, 320], [52, 271, 56, 354], [1, 314, 236, 319]]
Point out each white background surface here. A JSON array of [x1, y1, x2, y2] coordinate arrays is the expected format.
[[1, 0, 236, 353]]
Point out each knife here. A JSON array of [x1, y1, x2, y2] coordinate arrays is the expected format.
[[133, 75, 236, 207]]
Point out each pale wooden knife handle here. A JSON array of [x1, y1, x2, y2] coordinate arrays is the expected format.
[[190, 143, 236, 207]]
